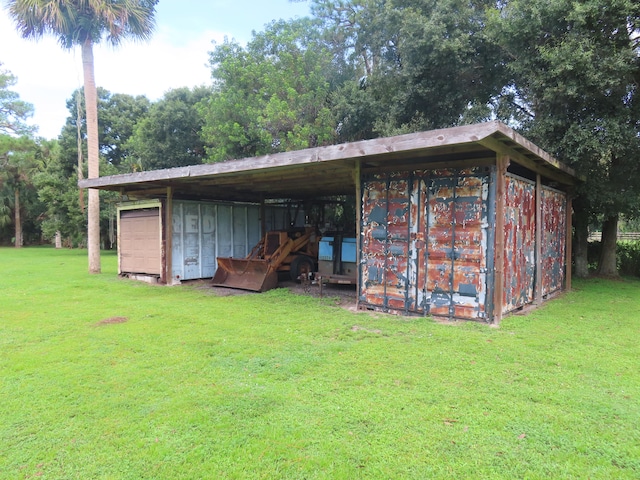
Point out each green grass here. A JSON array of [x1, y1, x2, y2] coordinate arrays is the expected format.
[[1, 247, 639, 479]]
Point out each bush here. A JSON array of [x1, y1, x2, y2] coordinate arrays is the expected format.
[[586, 240, 640, 277], [617, 241, 640, 277]]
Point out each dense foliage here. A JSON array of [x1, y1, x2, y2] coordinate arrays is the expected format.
[[0, 62, 34, 136], [128, 86, 210, 170], [313, 0, 506, 139], [486, 0, 640, 275], [200, 18, 337, 161], [590, 240, 640, 277]]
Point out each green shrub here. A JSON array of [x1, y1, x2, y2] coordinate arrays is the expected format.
[[585, 240, 640, 277], [617, 240, 640, 277]]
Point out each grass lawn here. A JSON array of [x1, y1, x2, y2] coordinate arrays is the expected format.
[[1, 247, 639, 479]]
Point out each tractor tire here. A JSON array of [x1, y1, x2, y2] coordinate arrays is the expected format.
[[290, 255, 315, 282]]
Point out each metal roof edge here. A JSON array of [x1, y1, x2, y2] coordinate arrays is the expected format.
[[78, 121, 579, 189]]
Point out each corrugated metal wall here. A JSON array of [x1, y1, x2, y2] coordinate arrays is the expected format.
[[503, 174, 536, 313], [360, 167, 568, 321], [360, 167, 491, 320], [171, 201, 290, 282], [541, 187, 567, 296], [360, 173, 416, 312]]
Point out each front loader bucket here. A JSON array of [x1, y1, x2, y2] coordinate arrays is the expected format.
[[211, 257, 279, 292]]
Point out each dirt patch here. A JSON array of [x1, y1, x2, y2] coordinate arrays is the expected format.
[[95, 316, 128, 326], [209, 286, 258, 297], [351, 325, 382, 334]]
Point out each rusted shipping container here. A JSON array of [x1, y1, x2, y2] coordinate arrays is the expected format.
[[360, 167, 491, 320], [359, 167, 568, 321]]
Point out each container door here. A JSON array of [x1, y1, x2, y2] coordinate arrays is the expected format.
[[217, 205, 233, 258], [503, 175, 536, 312], [360, 173, 420, 313], [201, 204, 216, 278], [541, 187, 567, 296], [426, 169, 489, 320]]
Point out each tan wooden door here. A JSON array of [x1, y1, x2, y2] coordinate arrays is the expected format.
[[120, 208, 161, 275]]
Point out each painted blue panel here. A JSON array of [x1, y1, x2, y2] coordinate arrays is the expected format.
[[171, 203, 184, 281], [171, 201, 289, 282], [183, 203, 201, 280], [233, 206, 248, 257], [247, 206, 262, 250], [217, 205, 233, 258], [319, 237, 334, 261], [341, 238, 357, 263], [201, 204, 216, 278]]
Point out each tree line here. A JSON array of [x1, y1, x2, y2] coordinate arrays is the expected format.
[[1, 0, 639, 278]]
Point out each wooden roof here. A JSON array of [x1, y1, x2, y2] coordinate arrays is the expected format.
[[79, 121, 578, 202]]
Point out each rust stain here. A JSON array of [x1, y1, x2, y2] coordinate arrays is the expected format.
[[360, 168, 489, 320], [541, 187, 566, 296], [503, 175, 536, 313]]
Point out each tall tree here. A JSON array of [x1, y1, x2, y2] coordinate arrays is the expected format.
[[312, 0, 505, 140], [34, 139, 89, 247], [201, 18, 337, 161], [0, 63, 36, 246], [0, 63, 33, 135], [99, 91, 151, 168], [127, 86, 209, 171], [7, 0, 157, 273], [58, 87, 151, 172], [487, 0, 640, 277], [0, 135, 41, 247]]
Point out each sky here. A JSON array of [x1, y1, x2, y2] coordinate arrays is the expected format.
[[0, 0, 311, 139]]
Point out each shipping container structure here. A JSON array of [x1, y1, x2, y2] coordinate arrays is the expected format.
[[117, 199, 301, 284], [359, 166, 570, 321], [81, 121, 579, 322]]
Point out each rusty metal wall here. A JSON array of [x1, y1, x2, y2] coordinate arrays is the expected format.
[[503, 174, 536, 313], [359, 173, 413, 311], [360, 167, 491, 320], [541, 187, 567, 295]]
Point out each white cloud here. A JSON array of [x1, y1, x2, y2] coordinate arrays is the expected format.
[[1, 13, 223, 139], [1, 0, 311, 139], [92, 27, 222, 100]]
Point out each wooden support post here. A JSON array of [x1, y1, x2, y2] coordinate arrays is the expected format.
[[493, 155, 509, 324], [354, 159, 362, 310], [164, 186, 173, 284], [565, 194, 573, 291], [534, 174, 543, 305]]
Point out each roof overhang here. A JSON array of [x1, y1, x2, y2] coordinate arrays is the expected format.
[[79, 121, 579, 202]]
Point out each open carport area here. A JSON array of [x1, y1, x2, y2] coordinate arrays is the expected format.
[[80, 121, 579, 323]]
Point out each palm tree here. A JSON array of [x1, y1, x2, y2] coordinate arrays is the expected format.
[[6, 0, 157, 272]]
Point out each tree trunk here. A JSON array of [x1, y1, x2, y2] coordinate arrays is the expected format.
[[14, 187, 22, 248], [82, 39, 101, 273], [573, 199, 589, 278], [55, 231, 62, 249], [76, 89, 86, 214], [597, 215, 618, 276]]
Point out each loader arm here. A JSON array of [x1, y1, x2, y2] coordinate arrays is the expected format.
[[267, 231, 313, 270], [212, 229, 315, 293]]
